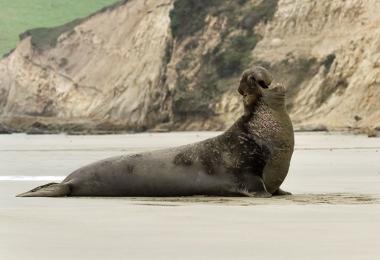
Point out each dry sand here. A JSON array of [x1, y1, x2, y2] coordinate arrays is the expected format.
[[0, 132, 380, 259]]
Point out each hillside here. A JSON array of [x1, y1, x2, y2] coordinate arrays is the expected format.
[[0, 0, 379, 134], [0, 0, 119, 57]]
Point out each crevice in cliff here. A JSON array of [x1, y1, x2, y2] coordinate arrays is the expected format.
[[169, 0, 279, 129]]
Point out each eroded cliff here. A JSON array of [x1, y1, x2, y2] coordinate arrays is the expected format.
[[0, 0, 379, 133], [0, 0, 174, 133]]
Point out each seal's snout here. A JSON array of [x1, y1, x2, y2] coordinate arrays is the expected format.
[[272, 83, 286, 92]]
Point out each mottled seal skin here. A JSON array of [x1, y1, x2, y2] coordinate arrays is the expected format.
[[17, 67, 294, 198], [251, 85, 294, 194]]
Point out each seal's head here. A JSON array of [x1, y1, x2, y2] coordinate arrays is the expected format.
[[238, 66, 286, 111], [238, 66, 273, 112], [238, 66, 273, 96]]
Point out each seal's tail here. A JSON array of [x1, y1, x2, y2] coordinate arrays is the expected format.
[[16, 182, 71, 197]]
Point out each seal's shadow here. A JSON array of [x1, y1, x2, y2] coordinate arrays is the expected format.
[[74, 193, 379, 206]]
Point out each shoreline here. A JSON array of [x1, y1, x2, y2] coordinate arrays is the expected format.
[[1, 118, 379, 136]]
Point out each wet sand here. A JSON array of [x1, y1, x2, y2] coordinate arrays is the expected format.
[[1, 132, 380, 259]]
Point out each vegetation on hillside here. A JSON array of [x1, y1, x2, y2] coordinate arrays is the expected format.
[[170, 0, 217, 39], [0, 0, 119, 56], [170, 0, 279, 118]]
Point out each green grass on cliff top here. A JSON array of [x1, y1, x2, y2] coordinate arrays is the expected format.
[[0, 0, 119, 56]]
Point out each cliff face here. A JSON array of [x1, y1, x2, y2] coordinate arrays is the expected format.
[[254, 0, 380, 131], [0, 0, 174, 132], [0, 0, 379, 133]]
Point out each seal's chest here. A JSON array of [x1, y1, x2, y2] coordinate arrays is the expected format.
[[248, 110, 282, 139]]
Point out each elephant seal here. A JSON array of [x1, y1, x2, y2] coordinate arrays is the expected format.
[[17, 66, 294, 197]]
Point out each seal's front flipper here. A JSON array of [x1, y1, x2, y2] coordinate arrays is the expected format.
[[235, 175, 272, 198], [16, 182, 71, 197], [252, 191, 272, 198], [272, 188, 292, 196], [234, 189, 272, 198]]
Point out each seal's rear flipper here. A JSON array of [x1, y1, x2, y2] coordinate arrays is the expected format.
[[16, 182, 71, 197]]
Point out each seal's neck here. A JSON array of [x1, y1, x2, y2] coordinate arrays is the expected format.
[[261, 87, 286, 112], [228, 85, 289, 135]]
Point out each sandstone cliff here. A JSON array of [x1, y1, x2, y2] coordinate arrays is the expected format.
[[0, 0, 379, 134], [0, 0, 173, 133]]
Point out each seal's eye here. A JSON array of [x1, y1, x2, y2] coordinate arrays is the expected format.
[[257, 80, 268, 89]]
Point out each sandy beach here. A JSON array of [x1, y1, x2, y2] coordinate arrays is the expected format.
[[1, 132, 380, 259]]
